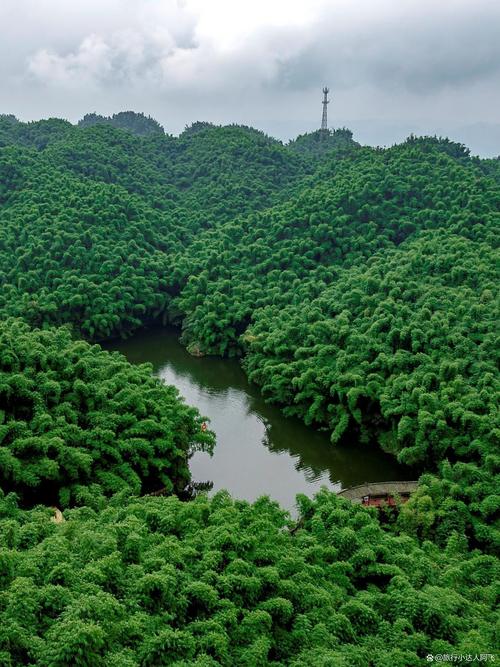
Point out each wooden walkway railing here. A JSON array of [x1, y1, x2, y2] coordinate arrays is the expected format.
[[337, 480, 418, 503]]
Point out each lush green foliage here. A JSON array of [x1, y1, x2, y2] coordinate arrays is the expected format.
[[240, 231, 499, 550], [288, 127, 359, 157], [0, 489, 496, 666], [78, 111, 165, 136], [0, 146, 179, 339], [0, 319, 213, 507], [176, 138, 497, 354], [0, 122, 308, 339], [0, 116, 73, 150], [0, 116, 498, 661]]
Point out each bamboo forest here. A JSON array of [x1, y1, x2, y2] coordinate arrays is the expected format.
[[0, 112, 498, 666]]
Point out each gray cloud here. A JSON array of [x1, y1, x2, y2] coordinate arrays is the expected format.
[[1, 0, 499, 155], [275, 3, 500, 94]]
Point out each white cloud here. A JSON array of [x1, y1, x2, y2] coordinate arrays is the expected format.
[[22, 0, 319, 92], [19, 0, 500, 94], [28, 35, 112, 89]]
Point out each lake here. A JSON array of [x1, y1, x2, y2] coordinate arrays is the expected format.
[[106, 327, 410, 510]]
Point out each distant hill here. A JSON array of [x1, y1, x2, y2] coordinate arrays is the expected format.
[[288, 127, 359, 156], [78, 110, 165, 136], [0, 115, 72, 148]]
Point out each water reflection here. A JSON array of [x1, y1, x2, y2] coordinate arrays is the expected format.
[[105, 327, 410, 510]]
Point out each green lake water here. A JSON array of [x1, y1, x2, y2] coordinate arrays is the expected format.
[[106, 327, 410, 510]]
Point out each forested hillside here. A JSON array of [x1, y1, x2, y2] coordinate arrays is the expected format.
[[0, 118, 309, 339], [78, 111, 165, 136], [0, 114, 498, 664], [0, 489, 497, 666], [0, 319, 214, 507]]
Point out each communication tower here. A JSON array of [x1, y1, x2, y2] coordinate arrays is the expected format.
[[321, 87, 330, 133]]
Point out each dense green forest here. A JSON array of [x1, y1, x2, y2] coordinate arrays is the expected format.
[[0, 319, 214, 507], [78, 112, 165, 136], [0, 112, 498, 664], [0, 489, 497, 666]]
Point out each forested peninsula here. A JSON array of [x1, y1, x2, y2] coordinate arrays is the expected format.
[[0, 111, 498, 666]]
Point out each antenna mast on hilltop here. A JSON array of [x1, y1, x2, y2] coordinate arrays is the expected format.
[[321, 86, 330, 133]]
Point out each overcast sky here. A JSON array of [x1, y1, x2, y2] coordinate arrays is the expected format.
[[1, 0, 499, 155]]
